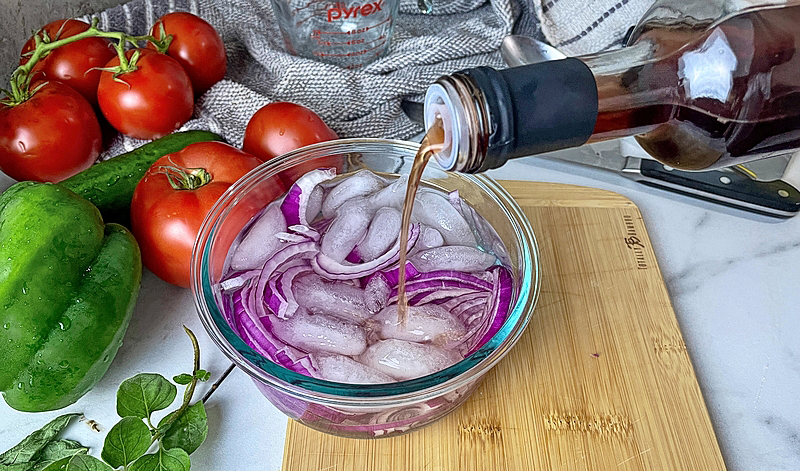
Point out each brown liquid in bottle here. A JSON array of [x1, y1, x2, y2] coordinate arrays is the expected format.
[[396, 117, 445, 324], [589, 5, 800, 170]]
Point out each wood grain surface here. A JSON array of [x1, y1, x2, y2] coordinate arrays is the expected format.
[[282, 181, 727, 471]]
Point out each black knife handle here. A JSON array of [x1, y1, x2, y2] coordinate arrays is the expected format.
[[638, 159, 800, 218]]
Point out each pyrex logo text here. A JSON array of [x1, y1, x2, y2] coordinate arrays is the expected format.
[[327, 0, 384, 22]]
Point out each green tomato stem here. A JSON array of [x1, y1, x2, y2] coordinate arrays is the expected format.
[[4, 17, 172, 105]]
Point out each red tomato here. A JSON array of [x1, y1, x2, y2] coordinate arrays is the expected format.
[[130, 141, 264, 288], [242, 102, 341, 184], [20, 19, 116, 107], [149, 12, 227, 97], [0, 81, 101, 182], [97, 49, 193, 140]]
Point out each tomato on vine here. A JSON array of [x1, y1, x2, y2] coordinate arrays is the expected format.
[[0, 81, 102, 182], [149, 12, 227, 97], [97, 49, 194, 140], [20, 19, 116, 107]]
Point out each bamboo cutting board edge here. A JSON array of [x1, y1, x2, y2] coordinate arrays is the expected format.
[[281, 180, 727, 471]]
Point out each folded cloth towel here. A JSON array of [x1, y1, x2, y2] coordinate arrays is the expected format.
[[82, 0, 519, 156], [532, 0, 655, 55]]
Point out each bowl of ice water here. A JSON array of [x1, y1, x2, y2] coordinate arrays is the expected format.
[[192, 139, 540, 438]]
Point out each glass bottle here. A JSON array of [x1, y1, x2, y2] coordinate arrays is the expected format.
[[423, 0, 800, 173]]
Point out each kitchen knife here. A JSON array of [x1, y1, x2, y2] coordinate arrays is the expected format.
[[537, 140, 800, 218]]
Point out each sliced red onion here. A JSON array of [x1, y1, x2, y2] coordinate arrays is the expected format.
[[321, 169, 385, 218], [288, 224, 320, 241], [231, 291, 317, 377], [230, 203, 287, 271], [248, 241, 318, 320], [312, 223, 420, 280], [345, 248, 362, 264], [275, 232, 309, 244], [220, 269, 261, 292], [464, 266, 513, 355], [266, 264, 313, 319], [281, 168, 337, 226]]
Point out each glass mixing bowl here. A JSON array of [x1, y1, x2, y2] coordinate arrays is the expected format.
[[191, 138, 540, 439]]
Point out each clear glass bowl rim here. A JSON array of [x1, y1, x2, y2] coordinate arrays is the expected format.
[[191, 138, 541, 408]]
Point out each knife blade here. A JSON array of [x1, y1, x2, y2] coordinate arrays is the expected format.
[[538, 140, 800, 218]]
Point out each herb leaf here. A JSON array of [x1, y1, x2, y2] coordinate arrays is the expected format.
[[128, 448, 190, 471], [100, 417, 151, 468], [157, 402, 207, 455], [116, 374, 177, 420], [171, 375, 192, 386], [0, 414, 81, 466], [40, 454, 113, 471], [30, 440, 88, 471], [194, 371, 210, 382]]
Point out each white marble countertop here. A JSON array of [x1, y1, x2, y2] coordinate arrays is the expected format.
[[1, 153, 799, 471]]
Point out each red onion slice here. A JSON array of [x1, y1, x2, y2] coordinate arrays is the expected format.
[[312, 224, 420, 280], [281, 168, 337, 226]]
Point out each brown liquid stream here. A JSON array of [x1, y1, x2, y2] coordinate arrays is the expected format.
[[396, 117, 445, 324]]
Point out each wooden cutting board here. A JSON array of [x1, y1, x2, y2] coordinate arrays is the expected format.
[[281, 181, 727, 471]]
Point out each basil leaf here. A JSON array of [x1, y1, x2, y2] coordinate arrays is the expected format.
[[171, 375, 192, 386], [194, 371, 210, 382], [40, 454, 112, 471], [100, 417, 151, 469], [30, 440, 88, 471], [116, 374, 177, 420], [157, 402, 207, 455], [128, 448, 190, 471], [0, 414, 81, 465]]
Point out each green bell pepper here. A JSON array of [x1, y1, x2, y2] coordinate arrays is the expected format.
[[0, 182, 142, 412]]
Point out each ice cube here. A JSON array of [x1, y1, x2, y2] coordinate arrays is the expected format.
[[320, 197, 373, 262], [270, 309, 367, 356], [372, 304, 466, 346], [293, 273, 371, 323], [419, 225, 445, 249], [410, 246, 496, 273], [359, 339, 463, 380], [358, 207, 401, 261], [368, 174, 408, 210], [313, 353, 394, 384], [364, 274, 391, 313], [322, 170, 385, 218], [411, 191, 476, 247], [231, 203, 288, 271]]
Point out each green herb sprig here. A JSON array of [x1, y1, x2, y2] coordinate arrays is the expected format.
[[1, 327, 211, 471]]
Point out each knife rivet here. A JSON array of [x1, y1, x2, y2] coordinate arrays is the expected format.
[[778, 189, 790, 197], [719, 176, 732, 184]]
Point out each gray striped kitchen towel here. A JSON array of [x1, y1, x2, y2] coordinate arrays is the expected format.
[[79, 0, 652, 158]]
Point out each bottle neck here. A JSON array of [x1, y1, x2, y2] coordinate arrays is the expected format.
[[426, 58, 600, 172], [579, 40, 677, 141]]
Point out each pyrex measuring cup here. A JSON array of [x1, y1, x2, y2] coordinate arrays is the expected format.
[[270, 0, 400, 69]]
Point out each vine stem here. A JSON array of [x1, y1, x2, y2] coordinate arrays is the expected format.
[[5, 17, 171, 105], [151, 326, 202, 442]]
